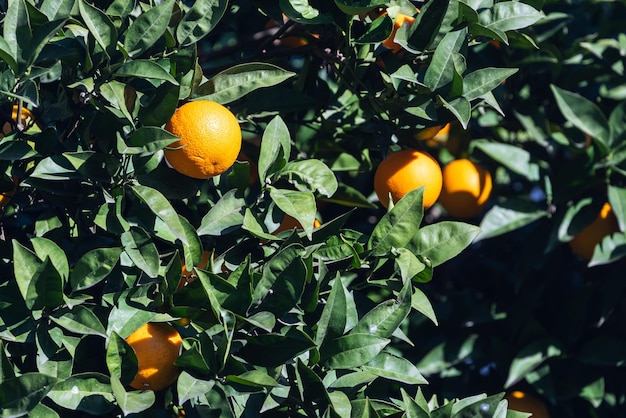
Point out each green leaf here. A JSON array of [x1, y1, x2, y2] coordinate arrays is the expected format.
[[123, 0, 174, 57], [401, 388, 430, 418], [269, 188, 317, 240], [197, 190, 245, 236], [106, 332, 138, 385], [0, 373, 58, 416], [0, 36, 18, 72], [177, 372, 215, 405], [463, 67, 518, 101], [412, 287, 438, 326], [176, 0, 228, 47], [78, 0, 117, 57], [238, 329, 316, 368], [424, 28, 467, 92], [47, 373, 115, 415], [406, 0, 450, 51], [407, 221, 481, 267], [99, 81, 135, 124], [227, 370, 279, 388], [131, 184, 189, 245], [12, 240, 63, 310], [477, 199, 547, 241], [480, 2, 544, 33], [250, 244, 307, 315], [3, 0, 30, 69], [505, 339, 562, 388], [395, 248, 427, 283], [197, 63, 295, 104], [274, 159, 339, 198], [361, 352, 427, 385], [608, 185, 626, 231], [589, 232, 626, 267], [110, 374, 155, 415], [40, 0, 75, 20], [350, 280, 412, 339], [551, 85, 611, 153], [115, 60, 179, 85], [368, 187, 424, 256], [123, 127, 179, 155], [258, 115, 291, 181], [321, 334, 390, 369], [473, 141, 541, 181], [121, 227, 161, 278], [31, 237, 69, 281], [0, 140, 39, 160], [315, 276, 349, 345], [439, 95, 471, 129], [49, 306, 107, 338]]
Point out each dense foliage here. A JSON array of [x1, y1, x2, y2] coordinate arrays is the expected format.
[[0, 0, 624, 417]]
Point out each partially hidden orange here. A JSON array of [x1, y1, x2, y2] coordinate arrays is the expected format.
[[381, 13, 416, 53], [164, 100, 242, 179], [569, 202, 619, 261], [438, 159, 492, 219], [178, 250, 211, 289], [374, 149, 442, 209], [273, 215, 321, 235], [125, 322, 182, 391], [0, 177, 19, 209], [1, 105, 36, 138], [505, 391, 550, 418]]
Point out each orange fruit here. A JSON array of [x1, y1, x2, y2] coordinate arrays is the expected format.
[[178, 250, 211, 289], [414, 124, 450, 142], [438, 159, 492, 218], [374, 149, 442, 209], [0, 177, 19, 209], [164, 100, 242, 179], [1, 105, 36, 138], [569, 202, 619, 261], [125, 322, 182, 391], [505, 391, 550, 418], [381, 13, 416, 53], [273, 215, 321, 235]]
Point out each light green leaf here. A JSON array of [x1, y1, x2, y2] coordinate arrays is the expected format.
[[197, 190, 245, 236], [269, 187, 317, 239], [424, 28, 467, 92], [195, 62, 296, 104], [473, 141, 541, 181], [463, 67, 518, 101], [407, 221, 481, 266], [477, 199, 547, 241], [481, 1, 544, 33], [50, 306, 107, 337], [40, 0, 75, 20], [177, 372, 215, 405], [131, 184, 189, 245], [361, 352, 428, 384], [31, 237, 69, 281], [258, 115, 291, 181], [368, 187, 424, 256], [121, 227, 160, 278], [274, 159, 338, 198], [321, 334, 390, 369], [551, 85, 611, 153], [412, 287, 438, 325], [47, 373, 115, 414], [110, 374, 155, 415], [115, 60, 179, 85], [439, 95, 471, 129], [505, 339, 562, 388]]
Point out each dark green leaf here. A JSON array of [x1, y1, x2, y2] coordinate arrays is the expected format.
[[463, 67, 518, 101], [473, 141, 541, 181], [315, 276, 349, 345], [0, 140, 39, 160], [477, 199, 547, 241], [115, 60, 179, 85], [123, 0, 174, 57], [258, 115, 291, 181], [78, 0, 117, 57], [321, 334, 390, 369], [176, 0, 227, 47], [131, 184, 189, 245], [480, 2, 544, 33], [269, 188, 317, 239], [50, 306, 107, 337], [424, 28, 467, 92], [505, 339, 562, 388], [121, 227, 161, 278], [0, 373, 58, 416]]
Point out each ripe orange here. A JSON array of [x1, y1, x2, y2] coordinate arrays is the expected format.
[[1, 105, 36, 138], [381, 13, 416, 53], [438, 159, 492, 218], [505, 391, 550, 418], [273, 215, 321, 235], [374, 149, 442, 209], [164, 100, 242, 179], [178, 250, 211, 289], [125, 322, 182, 391], [569, 202, 619, 261], [0, 177, 19, 209]]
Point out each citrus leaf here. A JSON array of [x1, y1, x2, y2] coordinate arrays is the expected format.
[[321, 334, 390, 369], [226, 370, 279, 388], [0, 373, 58, 416], [269, 188, 317, 240], [195, 62, 295, 104], [123, 0, 174, 57], [176, 0, 227, 47], [258, 115, 291, 181], [131, 184, 189, 245], [274, 159, 339, 198], [121, 227, 160, 278], [424, 28, 467, 92], [368, 187, 424, 256], [0, 140, 39, 160], [106, 332, 138, 385], [505, 339, 562, 388], [31, 237, 69, 281], [473, 141, 541, 181], [110, 374, 155, 415], [551, 84, 611, 153], [477, 199, 547, 241], [480, 2, 544, 33], [115, 60, 179, 85], [361, 352, 428, 385], [462, 67, 518, 101], [197, 190, 245, 236], [50, 306, 107, 337], [78, 0, 117, 57], [47, 373, 115, 414], [412, 287, 438, 325], [238, 329, 316, 368], [407, 221, 481, 266], [315, 276, 349, 345], [177, 372, 215, 405]]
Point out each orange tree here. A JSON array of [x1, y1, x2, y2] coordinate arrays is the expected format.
[[1, 0, 620, 417]]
